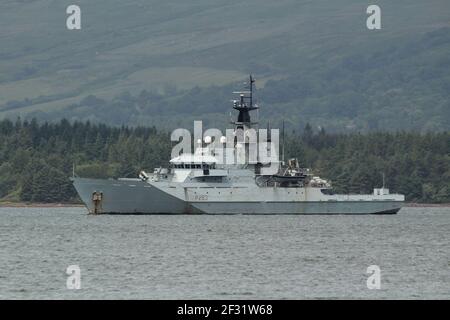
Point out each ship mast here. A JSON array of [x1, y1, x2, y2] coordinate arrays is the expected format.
[[249, 74, 254, 112], [231, 75, 259, 130], [230, 75, 260, 167]]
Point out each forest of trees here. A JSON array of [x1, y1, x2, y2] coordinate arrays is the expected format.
[[0, 119, 448, 204]]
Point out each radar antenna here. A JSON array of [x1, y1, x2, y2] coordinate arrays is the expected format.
[[231, 75, 259, 129]]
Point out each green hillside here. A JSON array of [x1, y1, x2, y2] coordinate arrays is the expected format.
[[0, 0, 449, 131]]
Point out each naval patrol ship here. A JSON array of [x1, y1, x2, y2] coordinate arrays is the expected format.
[[72, 76, 404, 214]]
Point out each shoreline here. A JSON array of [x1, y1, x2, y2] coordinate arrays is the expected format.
[[0, 202, 449, 208], [0, 202, 84, 208], [405, 203, 450, 207]]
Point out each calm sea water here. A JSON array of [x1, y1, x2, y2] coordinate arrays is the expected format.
[[0, 207, 448, 299]]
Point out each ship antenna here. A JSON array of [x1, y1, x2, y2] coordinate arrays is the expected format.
[[282, 120, 285, 165], [249, 74, 255, 108], [382, 172, 385, 188]]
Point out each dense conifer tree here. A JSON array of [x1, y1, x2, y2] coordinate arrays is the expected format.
[[0, 119, 448, 203]]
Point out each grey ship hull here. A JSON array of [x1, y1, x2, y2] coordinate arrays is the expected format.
[[72, 178, 403, 215]]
